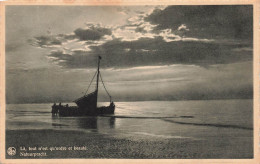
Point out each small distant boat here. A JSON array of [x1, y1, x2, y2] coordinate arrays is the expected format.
[[51, 56, 115, 116]]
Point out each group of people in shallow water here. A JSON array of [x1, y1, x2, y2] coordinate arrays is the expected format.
[[51, 102, 69, 115]]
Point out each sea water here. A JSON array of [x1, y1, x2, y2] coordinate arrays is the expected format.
[[6, 99, 253, 141]]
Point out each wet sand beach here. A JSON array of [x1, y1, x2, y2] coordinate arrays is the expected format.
[[6, 128, 253, 159]]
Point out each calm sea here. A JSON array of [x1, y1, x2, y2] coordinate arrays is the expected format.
[[6, 99, 253, 140]]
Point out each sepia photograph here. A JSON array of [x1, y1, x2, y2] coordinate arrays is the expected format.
[[0, 1, 259, 163]]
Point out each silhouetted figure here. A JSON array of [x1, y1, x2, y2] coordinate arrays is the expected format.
[[59, 102, 61, 106], [52, 103, 58, 115], [66, 104, 68, 107], [110, 101, 115, 107], [51, 103, 55, 114]]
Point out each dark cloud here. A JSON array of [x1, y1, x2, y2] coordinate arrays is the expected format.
[[41, 5, 253, 69], [32, 35, 62, 47], [27, 6, 253, 69], [145, 5, 253, 40], [48, 50, 98, 68], [74, 26, 112, 41], [48, 37, 252, 68], [58, 33, 77, 40], [29, 25, 112, 48], [135, 27, 147, 33]]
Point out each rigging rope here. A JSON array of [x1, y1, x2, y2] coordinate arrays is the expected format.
[[99, 72, 112, 102], [84, 71, 97, 95]]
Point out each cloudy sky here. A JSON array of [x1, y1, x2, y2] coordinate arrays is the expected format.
[[6, 5, 253, 103]]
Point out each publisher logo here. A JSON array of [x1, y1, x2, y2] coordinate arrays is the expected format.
[[7, 147, 16, 156]]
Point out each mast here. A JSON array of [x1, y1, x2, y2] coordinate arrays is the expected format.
[[95, 56, 101, 107]]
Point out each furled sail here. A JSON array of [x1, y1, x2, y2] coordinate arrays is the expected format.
[[74, 90, 97, 112]]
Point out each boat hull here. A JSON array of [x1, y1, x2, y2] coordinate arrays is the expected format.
[[52, 105, 115, 117], [97, 105, 115, 115]]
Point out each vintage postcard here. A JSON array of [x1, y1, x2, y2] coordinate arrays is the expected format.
[[0, 0, 259, 163]]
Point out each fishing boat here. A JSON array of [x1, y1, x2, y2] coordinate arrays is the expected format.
[[51, 56, 115, 116]]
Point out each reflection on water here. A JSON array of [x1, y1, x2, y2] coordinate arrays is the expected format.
[[51, 115, 116, 132], [77, 117, 98, 129], [6, 100, 253, 140], [109, 117, 115, 128]]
